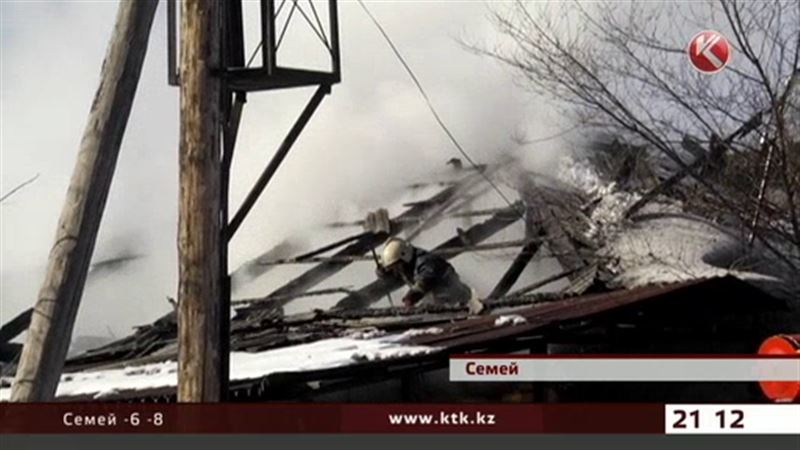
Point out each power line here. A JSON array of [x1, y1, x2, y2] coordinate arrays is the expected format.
[[356, 0, 525, 219], [522, 123, 581, 144], [0, 173, 39, 204]]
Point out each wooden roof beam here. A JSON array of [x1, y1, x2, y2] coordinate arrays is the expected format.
[[246, 174, 483, 315]]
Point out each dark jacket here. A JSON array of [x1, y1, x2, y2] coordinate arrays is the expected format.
[[393, 248, 470, 306], [403, 248, 454, 297]]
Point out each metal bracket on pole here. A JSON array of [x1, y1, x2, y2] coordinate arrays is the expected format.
[[167, 0, 179, 86], [227, 83, 331, 240]]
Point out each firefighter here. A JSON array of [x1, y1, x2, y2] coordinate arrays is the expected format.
[[376, 238, 482, 312]]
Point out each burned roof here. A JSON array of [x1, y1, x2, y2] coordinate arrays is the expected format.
[[1, 157, 794, 401]]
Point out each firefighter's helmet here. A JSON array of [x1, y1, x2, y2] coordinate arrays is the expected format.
[[381, 238, 413, 268]]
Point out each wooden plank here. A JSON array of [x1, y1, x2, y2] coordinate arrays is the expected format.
[[623, 137, 709, 218], [405, 183, 491, 241], [10, 0, 158, 402], [506, 266, 585, 298], [0, 343, 23, 363], [487, 202, 545, 299], [0, 308, 33, 344], [292, 232, 370, 261], [518, 178, 588, 279], [488, 239, 542, 299]]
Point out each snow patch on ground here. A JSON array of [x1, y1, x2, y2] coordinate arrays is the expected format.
[[494, 315, 528, 327], [400, 327, 444, 338], [0, 335, 440, 401]]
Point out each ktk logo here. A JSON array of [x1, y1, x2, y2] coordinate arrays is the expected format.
[[688, 30, 732, 73]]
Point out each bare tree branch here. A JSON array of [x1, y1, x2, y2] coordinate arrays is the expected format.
[[472, 0, 800, 279]]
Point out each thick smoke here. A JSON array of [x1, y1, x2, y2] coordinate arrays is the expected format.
[[0, 2, 569, 338]]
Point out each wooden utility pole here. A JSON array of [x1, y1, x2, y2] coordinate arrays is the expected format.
[[177, 0, 224, 402], [10, 0, 158, 402]]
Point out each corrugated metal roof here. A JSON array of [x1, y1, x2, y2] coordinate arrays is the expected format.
[[4, 275, 782, 402]]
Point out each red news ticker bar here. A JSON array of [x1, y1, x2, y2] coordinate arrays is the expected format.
[[449, 354, 800, 359], [0, 403, 664, 434]]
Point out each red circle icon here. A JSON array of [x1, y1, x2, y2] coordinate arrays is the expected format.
[[687, 30, 731, 73]]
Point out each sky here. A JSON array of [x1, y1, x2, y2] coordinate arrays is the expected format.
[[0, 1, 572, 338]]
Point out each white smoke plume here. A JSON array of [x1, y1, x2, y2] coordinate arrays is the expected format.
[[0, 2, 572, 338]]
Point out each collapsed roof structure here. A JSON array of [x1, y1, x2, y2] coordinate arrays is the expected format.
[[0, 153, 796, 402]]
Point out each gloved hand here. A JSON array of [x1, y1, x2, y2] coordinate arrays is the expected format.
[[375, 266, 389, 279], [402, 290, 424, 308]]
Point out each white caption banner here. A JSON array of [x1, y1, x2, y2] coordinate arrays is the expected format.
[[449, 358, 800, 382], [665, 404, 800, 434]]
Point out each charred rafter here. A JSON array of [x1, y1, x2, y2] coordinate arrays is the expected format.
[[332, 202, 524, 311]]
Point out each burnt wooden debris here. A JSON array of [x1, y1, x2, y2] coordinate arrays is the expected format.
[[53, 275, 784, 375], [237, 172, 486, 319], [17, 165, 535, 373], [516, 176, 596, 295], [15, 275, 787, 402], [0, 160, 606, 375]]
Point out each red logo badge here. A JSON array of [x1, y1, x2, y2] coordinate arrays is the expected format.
[[687, 30, 731, 73]]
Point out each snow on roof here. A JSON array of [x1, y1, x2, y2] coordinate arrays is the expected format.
[[494, 314, 528, 327], [557, 156, 781, 290], [604, 214, 738, 286], [0, 333, 439, 401]]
